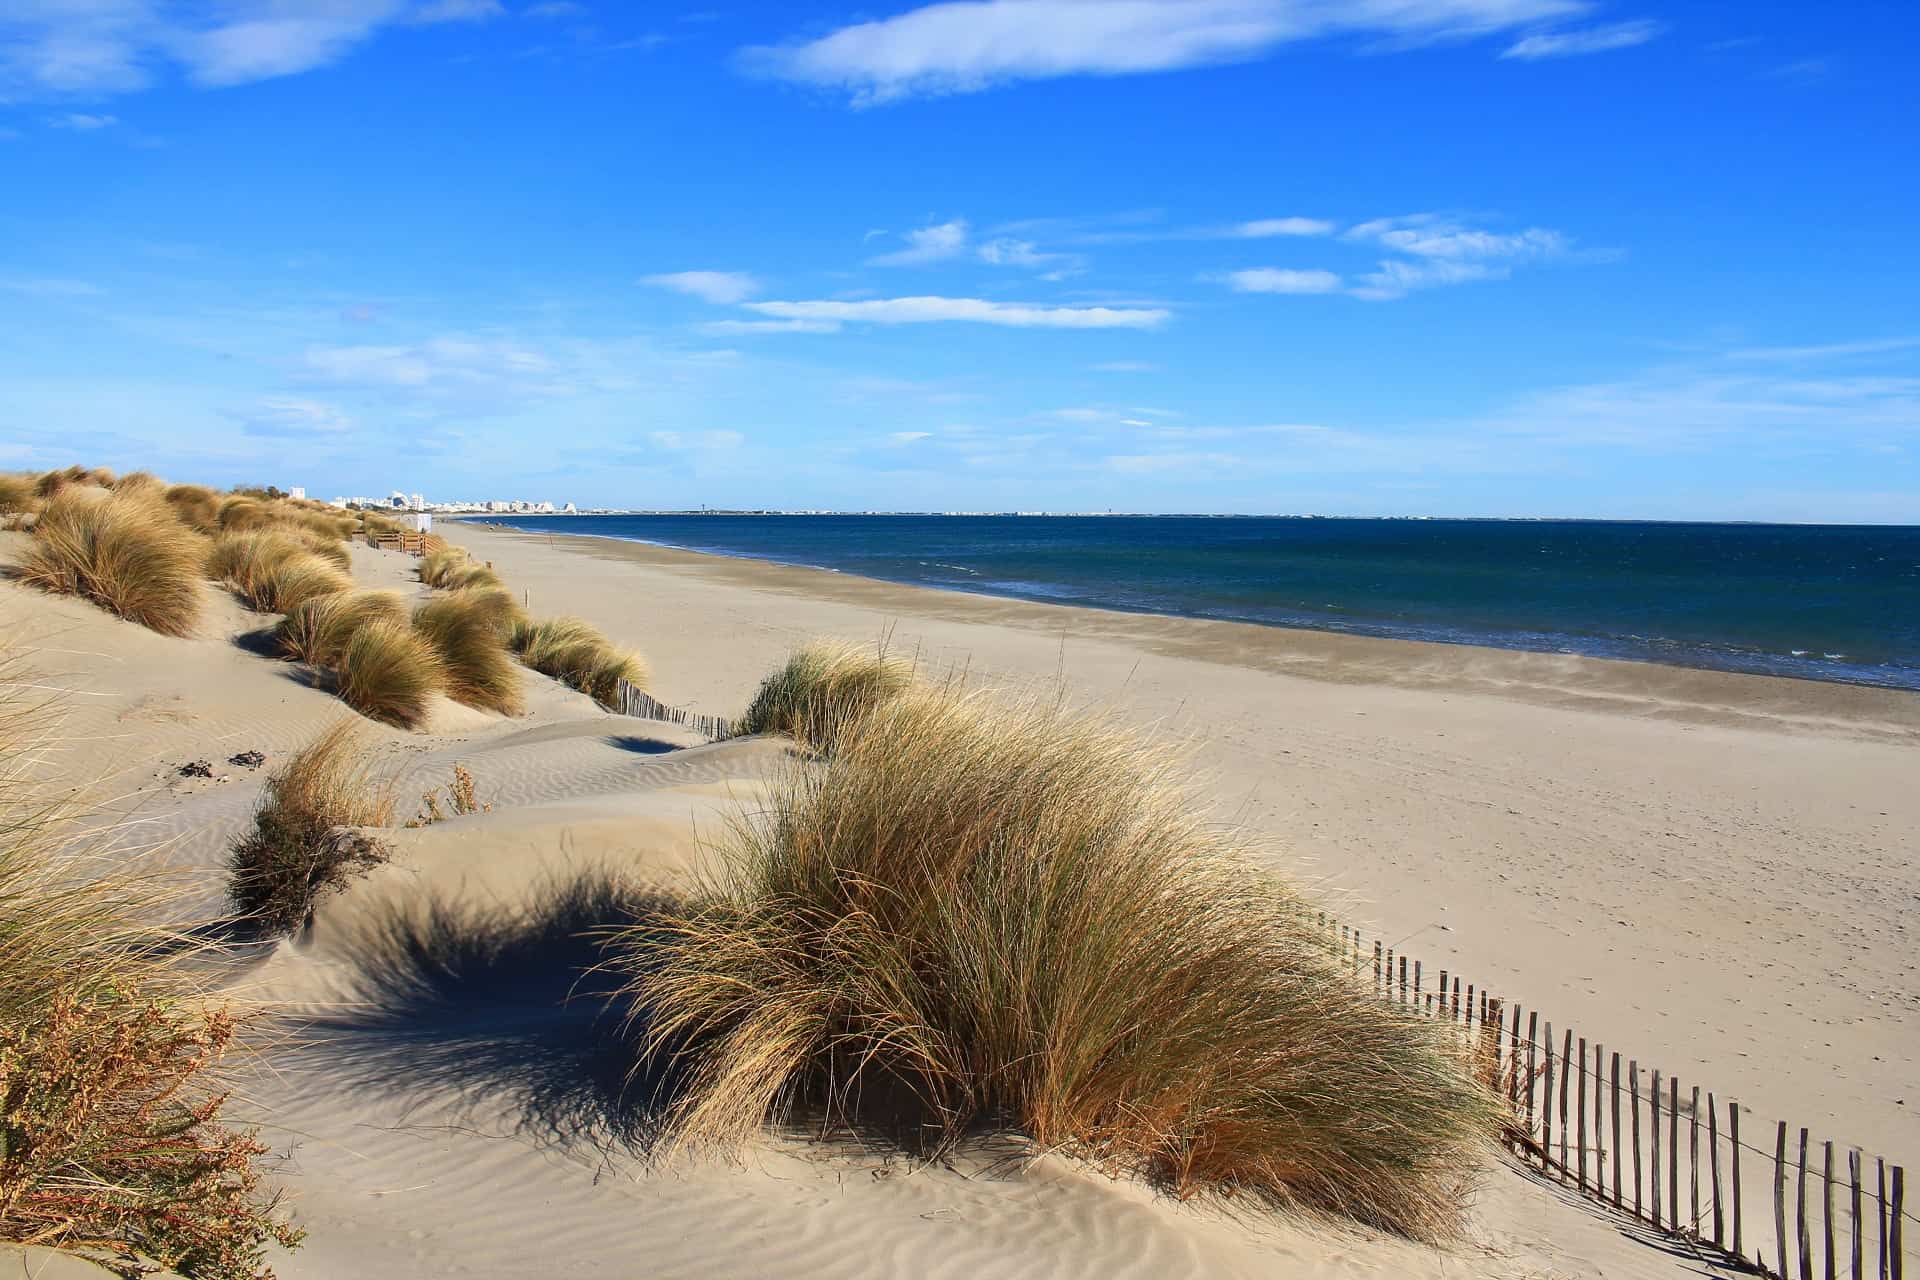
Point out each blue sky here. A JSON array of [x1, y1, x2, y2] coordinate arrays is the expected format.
[[1, 1, 1915, 520]]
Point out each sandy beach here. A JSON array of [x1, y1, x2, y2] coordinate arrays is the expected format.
[[449, 521, 1920, 1163], [4, 512, 1913, 1280]]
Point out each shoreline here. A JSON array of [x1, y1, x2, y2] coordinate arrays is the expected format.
[[471, 514, 1920, 697], [457, 519, 1920, 743]]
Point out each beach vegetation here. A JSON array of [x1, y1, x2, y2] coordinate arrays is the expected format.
[[411, 588, 525, 715], [209, 531, 352, 614], [335, 619, 445, 728], [508, 615, 647, 708], [733, 639, 915, 752], [18, 487, 206, 637], [227, 721, 398, 935], [611, 684, 1494, 1241], [276, 589, 408, 667], [163, 483, 222, 533], [0, 650, 303, 1277]]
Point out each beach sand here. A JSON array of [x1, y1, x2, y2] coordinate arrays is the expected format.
[[4, 519, 1912, 1280], [449, 522, 1920, 1159]]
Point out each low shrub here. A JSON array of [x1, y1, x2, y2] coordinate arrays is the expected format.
[[412, 588, 524, 715], [277, 589, 408, 666], [227, 721, 397, 934], [508, 616, 647, 708], [335, 618, 445, 727], [610, 685, 1495, 1241], [1, 650, 302, 1276], [733, 639, 915, 752], [18, 488, 205, 636]]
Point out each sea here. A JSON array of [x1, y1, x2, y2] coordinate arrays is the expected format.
[[485, 514, 1920, 692]]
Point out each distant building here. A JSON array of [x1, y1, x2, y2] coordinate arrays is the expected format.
[[409, 493, 426, 511], [288, 486, 306, 501], [562, 502, 577, 513]]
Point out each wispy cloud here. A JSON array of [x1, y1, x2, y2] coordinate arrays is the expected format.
[[233, 396, 354, 437], [745, 0, 1588, 105], [0, 277, 103, 297], [1, 1, 501, 99], [650, 429, 744, 450], [868, 219, 970, 266], [1501, 20, 1664, 60], [46, 112, 117, 130], [1730, 336, 1920, 362], [298, 335, 569, 404], [739, 296, 1170, 331], [1235, 217, 1333, 238], [642, 270, 762, 304], [1221, 268, 1343, 294], [697, 318, 841, 335]]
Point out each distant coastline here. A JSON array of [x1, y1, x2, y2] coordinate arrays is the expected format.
[[477, 512, 1920, 693]]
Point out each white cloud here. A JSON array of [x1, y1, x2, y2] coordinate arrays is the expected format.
[[1, 1, 502, 99], [868, 219, 969, 266], [524, 2, 590, 17], [1236, 217, 1333, 237], [888, 430, 933, 444], [642, 270, 762, 304], [650, 429, 745, 450], [234, 396, 354, 437], [1730, 337, 1920, 362], [741, 296, 1170, 330], [745, 0, 1587, 104], [697, 318, 841, 335], [46, 112, 117, 129], [1345, 214, 1568, 261], [1223, 267, 1343, 294], [0, 277, 103, 296], [299, 335, 567, 401], [1501, 19, 1663, 60], [1091, 360, 1160, 373], [1349, 258, 1505, 300]]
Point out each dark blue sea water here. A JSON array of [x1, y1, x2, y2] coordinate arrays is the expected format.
[[486, 514, 1920, 691]]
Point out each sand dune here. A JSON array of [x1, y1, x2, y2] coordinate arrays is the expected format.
[[1, 520, 1862, 1278]]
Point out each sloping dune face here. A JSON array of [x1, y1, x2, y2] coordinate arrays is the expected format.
[[1, 535, 1718, 1280]]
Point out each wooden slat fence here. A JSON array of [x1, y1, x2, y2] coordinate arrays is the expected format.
[[1312, 910, 1909, 1279], [366, 529, 428, 555], [614, 679, 734, 740]]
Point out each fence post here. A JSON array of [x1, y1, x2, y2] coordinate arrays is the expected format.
[[1732, 1102, 1744, 1260], [1611, 1051, 1624, 1207]]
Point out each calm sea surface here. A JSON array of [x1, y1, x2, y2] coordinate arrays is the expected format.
[[487, 514, 1920, 691]]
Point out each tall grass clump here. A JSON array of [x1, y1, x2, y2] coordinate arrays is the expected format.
[[209, 531, 351, 613], [18, 488, 205, 636], [0, 650, 302, 1276], [335, 618, 444, 728], [227, 722, 397, 935], [417, 546, 470, 587], [164, 483, 222, 533], [734, 640, 915, 753], [612, 686, 1496, 1241], [508, 616, 647, 708], [411, 588, 524, 715], [0, 473, 39, 521], [276, 589, 408, 667]]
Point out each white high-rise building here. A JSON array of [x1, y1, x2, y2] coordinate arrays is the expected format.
[[288, 486, 306, 501]]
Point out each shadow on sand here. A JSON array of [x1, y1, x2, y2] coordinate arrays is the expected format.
[[302, 874, 691, 1157]]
